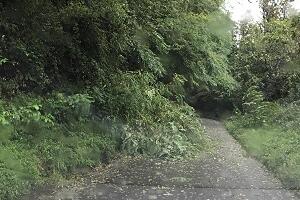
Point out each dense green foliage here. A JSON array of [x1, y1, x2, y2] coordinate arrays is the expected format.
[[1, 0, 299, 198], [0, 0, 236, 199], [226, 91, 300, 189], [231, 19, 300, 100], [0, 0, 235, 96], [0, 94, 118, 199], [227, 3, 300, 189]]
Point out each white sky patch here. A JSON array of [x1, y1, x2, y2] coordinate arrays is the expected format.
[[224, 0, 300, 23], [291, 0, 300, 10]]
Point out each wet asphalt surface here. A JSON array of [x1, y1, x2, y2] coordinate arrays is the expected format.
[[25, 119, 299, 200]]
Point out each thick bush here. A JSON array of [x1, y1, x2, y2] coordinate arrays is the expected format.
[[121, 106, 206, 158], [274, 101, 300, 131], [90, 72, 207, 158], [228, 86, 280, 129]]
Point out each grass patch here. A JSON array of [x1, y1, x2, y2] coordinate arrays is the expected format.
[[237, 128, 281, 158], [0, 144, 41, 200], [0, 118, 118, 200], [226, 121, 300, 189], [0, 134, 117, 200]]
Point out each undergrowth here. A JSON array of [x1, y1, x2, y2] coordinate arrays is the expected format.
[[0, 86, 207, 199], [0, 94, 116, 199], [226, 87, 300, 189]]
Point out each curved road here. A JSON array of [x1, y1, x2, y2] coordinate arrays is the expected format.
[[26, 119, 299, 200]]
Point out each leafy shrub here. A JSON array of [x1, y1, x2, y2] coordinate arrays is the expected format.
[[91, 72, 207, 158], [100, 72, 158, 123], [0, 96, 54, 126], [0, 94, 85, 142], [44, 93, 94, 123], [229, 86, 280, 129], [286, 77, 300, 102], [36, 134, 116, 175], [274, 101, 300, 131], [242, 86, 280, 123], [159, 74, 187, 103], [122, 106, 205, 158]]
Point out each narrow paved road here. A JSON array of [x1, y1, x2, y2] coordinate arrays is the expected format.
[[26, 119, 299, 200]]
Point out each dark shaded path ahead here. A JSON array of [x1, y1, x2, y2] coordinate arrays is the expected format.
[[26, 119, 298, 200]]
